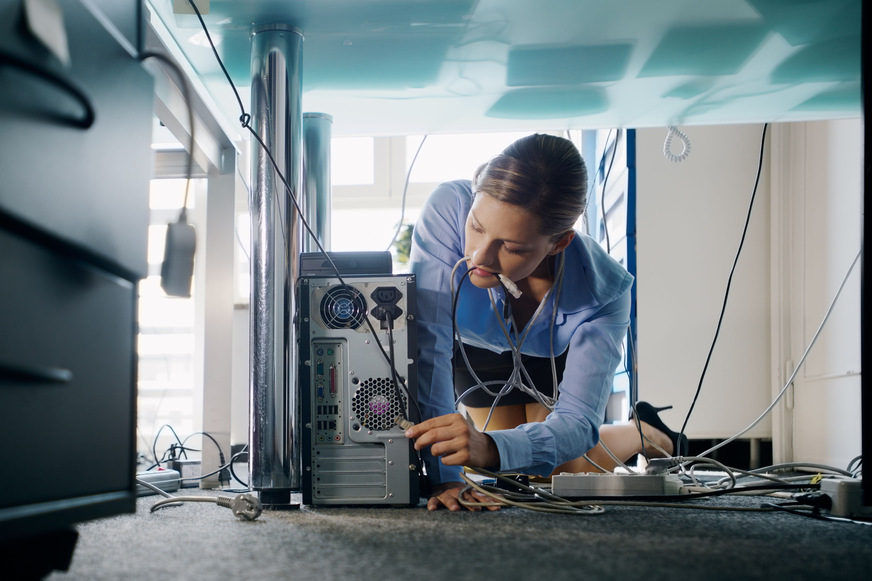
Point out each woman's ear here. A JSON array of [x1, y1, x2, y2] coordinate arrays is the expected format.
[[550, 231, 575, 255]]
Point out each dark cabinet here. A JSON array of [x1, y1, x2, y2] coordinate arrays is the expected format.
[[0, 0, 153, 559]]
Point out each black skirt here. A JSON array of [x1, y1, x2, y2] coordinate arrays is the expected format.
[[453, 344, 568, 408]]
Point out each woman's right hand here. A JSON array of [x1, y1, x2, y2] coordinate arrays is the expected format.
[[427, 481, 501, 512]]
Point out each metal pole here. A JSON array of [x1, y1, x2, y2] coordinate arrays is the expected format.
[[303, 112, 333, 252], [248, 24, 304, 505]]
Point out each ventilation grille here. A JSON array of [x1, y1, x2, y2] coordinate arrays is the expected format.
[[351, 377, 407, 432], [319, 286, 367, 330]]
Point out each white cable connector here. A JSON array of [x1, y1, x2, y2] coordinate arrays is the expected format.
[[497, 274, 522, 298], [395, 416, 415, 431]]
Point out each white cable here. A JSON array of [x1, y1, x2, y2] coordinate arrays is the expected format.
[[450, 256, 559, 417], [663, 126, 691, 162], [696, 249, 861, 459]]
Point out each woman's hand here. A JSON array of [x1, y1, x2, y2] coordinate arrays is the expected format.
[[405, 412, 500, 469], [426, 481, 501, 512]]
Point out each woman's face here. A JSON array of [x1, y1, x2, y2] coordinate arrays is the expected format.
[[464, 193, 564, 289]]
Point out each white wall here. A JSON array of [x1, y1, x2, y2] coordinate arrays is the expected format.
[[770, 119, 863, 468], [635, 119, 863, 469], [635, 123, 773, 440]]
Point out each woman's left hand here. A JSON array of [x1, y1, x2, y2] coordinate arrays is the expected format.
[[404, 413, 500, 469]]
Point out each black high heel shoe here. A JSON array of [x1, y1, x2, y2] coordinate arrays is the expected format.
[[629, 402, 689, 458]]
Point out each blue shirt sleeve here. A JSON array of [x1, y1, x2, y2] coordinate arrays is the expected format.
[[408, 181, 472, 485]]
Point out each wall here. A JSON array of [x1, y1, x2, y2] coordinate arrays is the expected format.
[[635, 123, 773, 441], [770, 119, 863, 468], [635, 119, 863, 470]]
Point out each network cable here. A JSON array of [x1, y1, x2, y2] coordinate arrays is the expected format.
[[694, 248, 861, 460], [385, 134, 428, 253]]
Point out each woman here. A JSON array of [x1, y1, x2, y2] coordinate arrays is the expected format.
[[406, 134, 685, 511]]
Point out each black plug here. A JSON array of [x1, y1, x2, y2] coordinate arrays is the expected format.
[[370, 286, 403, 329], [795, 491, 833, 514]]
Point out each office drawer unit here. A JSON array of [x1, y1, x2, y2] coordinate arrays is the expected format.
[[0, 0, 152, 279], [0, 0, 152, 570], [0, 227, 137, 537]]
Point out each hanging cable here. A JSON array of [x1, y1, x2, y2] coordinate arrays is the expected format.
[[138, 50, 198, 297], [695, 249, 862, 459], [386, 134, 428, 252], [677, 123, 768, 444], [663, 125, 691, 162], [184, 0, 416, 421]]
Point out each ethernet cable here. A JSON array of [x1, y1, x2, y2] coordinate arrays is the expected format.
[[694, 249, 861, 460]]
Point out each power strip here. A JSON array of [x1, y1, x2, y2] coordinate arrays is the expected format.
[[819, 476, 872, 518], [136, 469, 181, 496], [169, 459, 201, 487], [551, 472, 683, 498]]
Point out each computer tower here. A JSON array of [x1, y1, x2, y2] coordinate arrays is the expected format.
[[298, 272, 420, 505]]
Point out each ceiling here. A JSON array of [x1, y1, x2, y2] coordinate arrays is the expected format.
[[147, 0, 863, 137]]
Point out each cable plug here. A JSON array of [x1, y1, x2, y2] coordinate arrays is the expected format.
[[794, 491, 833, 513], [395, 416, 415, 431], [497, 274, 522, 298], [217, 493, 263, 521], [644, 457, 683, 475]]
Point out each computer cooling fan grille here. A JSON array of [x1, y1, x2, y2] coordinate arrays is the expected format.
[[319, 285, 367, 329], [352, 378, 408, 432]]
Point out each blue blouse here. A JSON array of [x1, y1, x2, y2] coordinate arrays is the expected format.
[[409, 180, 634, 485]]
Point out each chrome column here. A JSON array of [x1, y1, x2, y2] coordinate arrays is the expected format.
[[248, 24, 304, 503], [302, 112, 333, 251]]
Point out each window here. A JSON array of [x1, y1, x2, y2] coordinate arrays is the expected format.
[[137, 175, 202, 460]]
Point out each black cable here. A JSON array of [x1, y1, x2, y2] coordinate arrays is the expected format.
[[677, 123, 769, 444], [599, 129, 620, 254], [184, 0, 414, 419], [150, 424, 186, 469], [0, 49, 95, 128], [138, 50, 196, 216], [759, 501, 872, 525], [228, 447, 249, 488], [181, 431, 228, 484]]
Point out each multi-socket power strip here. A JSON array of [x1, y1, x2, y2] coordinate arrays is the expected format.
[[135, 468, 181, 496], [551, 472, 683, 498]]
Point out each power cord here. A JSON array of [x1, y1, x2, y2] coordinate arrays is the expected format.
[[677, 123, 768, 447], [184, 0, 416, 424], [138, 50, 198, 298], [149, 492, 262, 521]]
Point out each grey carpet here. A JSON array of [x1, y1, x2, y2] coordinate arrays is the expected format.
[[47, 489, 872, 581]]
